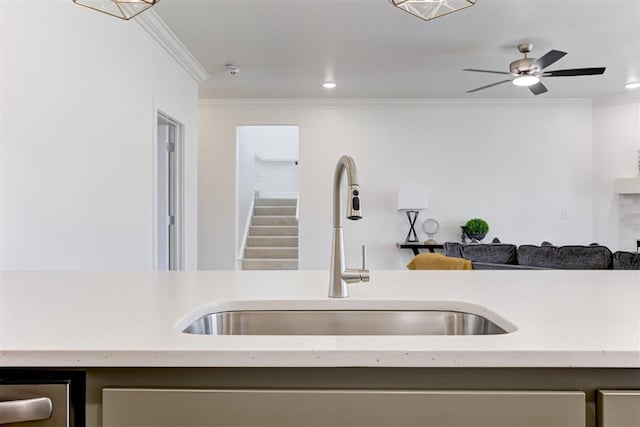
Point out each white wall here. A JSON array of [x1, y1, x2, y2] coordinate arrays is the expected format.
[[253, 126, 298, 197], [247, 126, 299, 160], [255, 159, 298, 198], [199, 99, 594, 270], [0, 1, 199, 270], [592, 96, 640, 250], [238, 126, 298, 200]]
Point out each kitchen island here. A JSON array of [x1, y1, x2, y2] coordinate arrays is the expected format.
[[1, 270, 639, 426]]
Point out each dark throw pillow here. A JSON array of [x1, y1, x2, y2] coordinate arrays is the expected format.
[[444, 242, 464, 258]]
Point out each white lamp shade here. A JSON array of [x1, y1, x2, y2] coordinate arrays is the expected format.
[[397, 187, 429, 210]]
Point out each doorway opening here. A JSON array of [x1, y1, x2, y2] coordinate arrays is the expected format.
[[155, 112, 184, 271], [236, 126, 299, 270]]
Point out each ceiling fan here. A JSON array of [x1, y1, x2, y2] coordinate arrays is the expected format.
[[464, 43, 606, 95]]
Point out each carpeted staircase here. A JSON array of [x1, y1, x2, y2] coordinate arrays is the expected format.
[[242, 198, 298, 270]]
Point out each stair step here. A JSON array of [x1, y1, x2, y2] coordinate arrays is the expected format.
[[243, 259, 298, 270], [252, 216, 298, 226], [247, 236, 298, 247], [254, 206, 296, 216], [245, 247, 298, 259], [244, 197, 299, 271], [250, 226, 298, 236], [255, 198, 297, 207]]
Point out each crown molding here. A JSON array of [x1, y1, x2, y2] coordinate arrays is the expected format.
[[593, 93, 640, 108], [200, 98, 592, 110], [136, 10, 210, 83]]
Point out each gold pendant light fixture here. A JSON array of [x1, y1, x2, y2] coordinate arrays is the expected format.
[[389, 0, 476, 21], [72, 0, 160, 20]]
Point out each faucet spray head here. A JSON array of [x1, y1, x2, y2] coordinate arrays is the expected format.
[[347, 184, 362, 220]]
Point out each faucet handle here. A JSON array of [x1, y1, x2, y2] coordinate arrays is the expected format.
[[361, 245, 370, 283], [343, 246, 370, 285]]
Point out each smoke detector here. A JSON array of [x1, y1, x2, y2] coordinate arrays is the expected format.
[[225, 64, 240, 76]]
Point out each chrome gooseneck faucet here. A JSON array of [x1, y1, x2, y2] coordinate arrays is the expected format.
[[329, 155, 370, 298]]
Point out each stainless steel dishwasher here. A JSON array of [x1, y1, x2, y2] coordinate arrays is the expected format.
[[0, 370, 84, 426]]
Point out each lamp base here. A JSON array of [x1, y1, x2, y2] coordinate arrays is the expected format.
[[404, 210, 420, 243]]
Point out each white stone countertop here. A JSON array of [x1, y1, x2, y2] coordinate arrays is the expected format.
[[1, 270, 639, 368]]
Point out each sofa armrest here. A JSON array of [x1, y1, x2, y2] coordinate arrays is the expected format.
[[613, 251, 640, 270]]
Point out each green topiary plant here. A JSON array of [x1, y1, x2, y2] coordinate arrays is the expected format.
[[464, 218, 489, 235]]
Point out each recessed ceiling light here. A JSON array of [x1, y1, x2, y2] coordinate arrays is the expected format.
[[323, 81, 337, 89], [512, 75, 540, 87], [625, 82, 640, 90]]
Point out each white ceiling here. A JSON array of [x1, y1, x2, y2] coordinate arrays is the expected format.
[[155, 0, 640, 99]]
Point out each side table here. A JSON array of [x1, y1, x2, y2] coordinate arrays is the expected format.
[[396, 243, 444, 256]]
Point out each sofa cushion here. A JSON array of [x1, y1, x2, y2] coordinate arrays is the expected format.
[[517, 245, 613, 269], [472, 261, 547, 270], [613, 251, 640, 270], [461, 244, 518, 265], [444, 242, 464, 258]]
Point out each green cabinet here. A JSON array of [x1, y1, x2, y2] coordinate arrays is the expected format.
[[598, 390, 640, 427], [103, 388, 585, 427]]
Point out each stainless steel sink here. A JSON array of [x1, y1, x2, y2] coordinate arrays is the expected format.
[[181, 310, 508, 336]]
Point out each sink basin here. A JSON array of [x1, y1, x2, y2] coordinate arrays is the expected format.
[[181, 310, 509, 336]]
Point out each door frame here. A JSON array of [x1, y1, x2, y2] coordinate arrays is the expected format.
[[153, 109, 185, 271], [234, 125, 300, 270]]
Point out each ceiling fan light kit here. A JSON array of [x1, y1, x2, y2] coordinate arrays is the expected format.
[[512, 75, 540, 87], [464, 43, 606, 96], [72, 0, 160, 20], [389, 0, 476, 22]]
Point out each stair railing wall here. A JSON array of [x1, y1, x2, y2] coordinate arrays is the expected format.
[[236, 198, 256, 268]]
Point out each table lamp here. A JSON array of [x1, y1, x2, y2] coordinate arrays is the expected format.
[[397, 187, 429, 243]]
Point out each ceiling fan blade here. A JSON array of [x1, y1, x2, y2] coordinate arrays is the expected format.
[[466, 79, 512, 94], [543, 67, 606, 77], [529, 82, 548, 96], [463, 68, 511, 75], [533, 50, 567, 70]]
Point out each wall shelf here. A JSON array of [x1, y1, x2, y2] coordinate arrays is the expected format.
[[615, 177, 640, 194]]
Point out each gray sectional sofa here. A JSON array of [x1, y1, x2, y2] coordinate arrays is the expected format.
[[444, 242, 640, 270]]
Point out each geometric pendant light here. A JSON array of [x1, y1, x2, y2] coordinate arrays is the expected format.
[[72, 0, 160, 20], [388, 0, 476, 22]]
